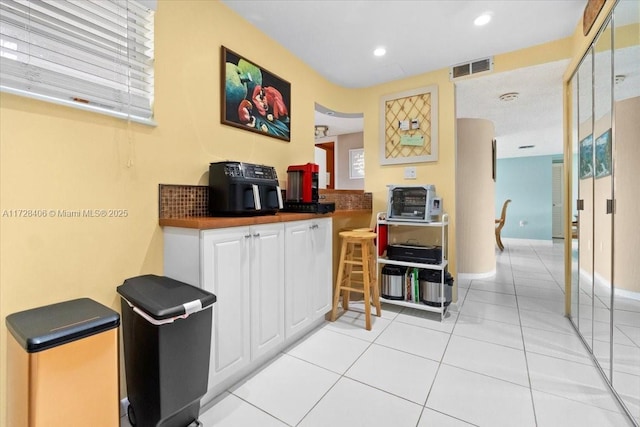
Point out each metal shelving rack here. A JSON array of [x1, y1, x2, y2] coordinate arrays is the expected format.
[[376, 212, 449, 320]]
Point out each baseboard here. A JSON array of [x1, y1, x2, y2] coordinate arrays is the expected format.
[[502, 238, 554, 246], [579, 267, 640, 301], [458, 270, 496, 280]]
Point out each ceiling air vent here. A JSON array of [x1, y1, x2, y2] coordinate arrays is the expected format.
[[449, 57, 494, 80]]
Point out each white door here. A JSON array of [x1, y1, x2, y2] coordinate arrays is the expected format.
[[250, 224, 285, 359], [284, 221, 313, 338], [202, 228, 251, 386], [314, 146, 328, 189], [552, 162, 564, 238], [310, 219, 332, 318]]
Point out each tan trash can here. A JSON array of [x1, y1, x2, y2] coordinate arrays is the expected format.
[[6, 298, 120, 427]]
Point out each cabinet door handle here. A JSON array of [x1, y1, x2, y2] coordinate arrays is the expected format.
[[244, 234, 251, 239], [606, 199, 614, 214], [253, 233, 261, 237]]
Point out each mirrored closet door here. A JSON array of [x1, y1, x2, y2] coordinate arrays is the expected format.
[[611, 0, 640, 421], [570, 1, 639, 424]]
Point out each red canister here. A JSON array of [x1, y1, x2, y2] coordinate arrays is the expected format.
[[376, 223, 388, 256]]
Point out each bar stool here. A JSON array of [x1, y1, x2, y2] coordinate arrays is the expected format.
[[330, 230, 381, 330]]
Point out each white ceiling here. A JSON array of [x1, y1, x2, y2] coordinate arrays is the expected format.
[[221, 0, 585, 89], [221, 1, 637, 159]]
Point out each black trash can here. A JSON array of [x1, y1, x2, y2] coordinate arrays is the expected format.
[[117, 274, 216, 427]]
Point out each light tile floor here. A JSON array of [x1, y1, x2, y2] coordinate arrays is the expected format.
[[121, 240, 638, 427]]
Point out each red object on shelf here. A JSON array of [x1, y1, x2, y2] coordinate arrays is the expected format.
[[376, 223, 388, 256]]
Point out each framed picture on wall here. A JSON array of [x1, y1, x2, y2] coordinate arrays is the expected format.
[[221, 46, 291, 142], [594, 129, 612, 178], [579, 134, 593, 179], [349, 148, 365, 179]]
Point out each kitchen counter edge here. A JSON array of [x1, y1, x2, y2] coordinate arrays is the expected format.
[[159, 209, 371, 230]]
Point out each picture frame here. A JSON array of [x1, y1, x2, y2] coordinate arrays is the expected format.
[[349, 148, 365, 179], [594, 129, 612, 178], [221, 46, 291, 142], [579, 134, 594, 179], [379, 85, 438, 165]]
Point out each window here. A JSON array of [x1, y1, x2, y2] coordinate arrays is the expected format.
[[0, 0, 156, 125], [349, 148, 365, 179]]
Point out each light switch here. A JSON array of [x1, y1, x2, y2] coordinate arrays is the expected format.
[[404, 167, 417, 179]]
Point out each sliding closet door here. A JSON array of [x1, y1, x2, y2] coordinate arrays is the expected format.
[[612, 0, 640, 420], [592, 19, 613, 380], [570, 73, 580, 328], [577, 47, 594, 350]]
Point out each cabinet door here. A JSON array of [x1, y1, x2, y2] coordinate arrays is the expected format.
[[202, 228, 251, 386], [310, 218, 332, 319], [250, 224, 285, 359], [284, 221, 313, 338]]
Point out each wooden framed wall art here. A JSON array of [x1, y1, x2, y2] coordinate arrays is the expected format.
[[221, 46, 291, 142], [380, 85, 438, 165]]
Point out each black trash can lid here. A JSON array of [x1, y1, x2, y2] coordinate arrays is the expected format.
[[5, 298, 120, 353], [117, 274, 216, 322]]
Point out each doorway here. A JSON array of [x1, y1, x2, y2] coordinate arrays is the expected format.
[[315, 141, 335, 189]]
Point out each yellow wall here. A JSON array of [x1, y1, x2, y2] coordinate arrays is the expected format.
[[0, 1, 578, 424]]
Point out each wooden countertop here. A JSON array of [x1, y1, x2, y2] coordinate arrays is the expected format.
[[159, 209, 371, 230]]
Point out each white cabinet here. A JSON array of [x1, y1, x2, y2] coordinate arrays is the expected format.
[[377, 213, 450, 320], [164, 223, 285, 391], [247, 225, 285, 359], [284, 218, 332, 338], [201, 223, 284, 386], [162, 217, 331, 402], [201, 227, 251, 386]]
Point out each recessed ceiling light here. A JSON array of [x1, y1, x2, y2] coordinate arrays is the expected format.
[[499, 92, 519, 102], [373, 47, 386, 57], [474, 13, 492, 26]]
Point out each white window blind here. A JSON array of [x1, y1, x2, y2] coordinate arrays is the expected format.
[[0, 0, 155, 125]]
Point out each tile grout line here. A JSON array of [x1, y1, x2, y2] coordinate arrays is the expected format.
[[510, 242, 540, 427]]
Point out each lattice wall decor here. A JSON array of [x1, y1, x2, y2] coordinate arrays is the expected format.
[[379, 85, 439, 165]]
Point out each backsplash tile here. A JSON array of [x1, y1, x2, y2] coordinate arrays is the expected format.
[[159, 184, 208, 218], [159, 185, 372, 218], [319, 190, 372, 210]]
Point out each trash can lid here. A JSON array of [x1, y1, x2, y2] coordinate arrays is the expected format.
[[5, 298, 120, 353], [116, 274, 216, 321]]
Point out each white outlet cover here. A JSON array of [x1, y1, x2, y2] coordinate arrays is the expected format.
[[404, 167, 417, 179]]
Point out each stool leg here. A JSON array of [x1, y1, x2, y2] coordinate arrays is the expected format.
[[331, 238, 349, 321], [362, 242, 372, 330], [368, 241, 382, 317], [342, 241, 354, 311]]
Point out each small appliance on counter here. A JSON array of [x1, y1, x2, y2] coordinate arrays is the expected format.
[[387, 185, 442, 222], [282, 163, 335, 214], [209, 161, 283, 216]]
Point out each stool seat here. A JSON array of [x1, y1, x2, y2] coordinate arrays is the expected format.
[[330, 231, 381, 330]]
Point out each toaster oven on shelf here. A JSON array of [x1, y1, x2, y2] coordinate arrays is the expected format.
[[386, 185, 442, 222]]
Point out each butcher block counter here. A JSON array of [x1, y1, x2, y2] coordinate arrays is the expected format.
[[159, 209, 370, 229]]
